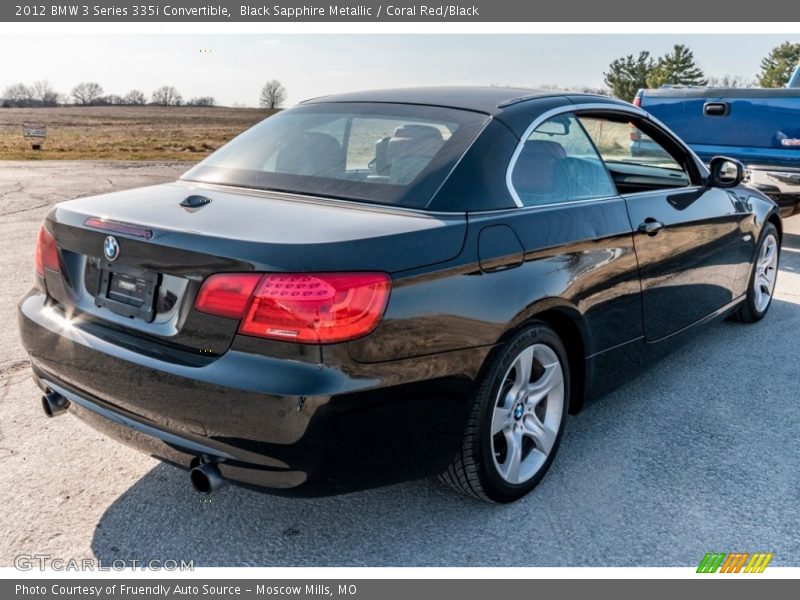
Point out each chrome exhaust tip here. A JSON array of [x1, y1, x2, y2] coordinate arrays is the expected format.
[[41, 391, 69, 417], [190, 462, 226, 494]]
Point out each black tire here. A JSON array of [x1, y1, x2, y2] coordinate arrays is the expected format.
[[732, 223, 780, 324], [439, 322, 569, 503]]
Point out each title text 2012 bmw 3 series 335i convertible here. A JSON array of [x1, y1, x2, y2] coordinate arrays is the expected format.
[[18, 88, 782, 503]]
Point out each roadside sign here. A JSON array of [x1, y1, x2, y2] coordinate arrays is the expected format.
[[23, 122, 47, 138]]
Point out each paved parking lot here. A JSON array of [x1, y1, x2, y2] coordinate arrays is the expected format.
[[1, 161, 799, 567]]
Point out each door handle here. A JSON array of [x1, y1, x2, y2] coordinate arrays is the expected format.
[[703, 102, 730, 116], [638, 219, 664, 236]]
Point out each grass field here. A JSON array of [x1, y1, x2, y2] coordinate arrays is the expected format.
[[0, 105, 635, 164], [0, 106, 274, 160]]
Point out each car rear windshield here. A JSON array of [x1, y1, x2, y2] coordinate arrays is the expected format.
[[181, 102, 489, 208]]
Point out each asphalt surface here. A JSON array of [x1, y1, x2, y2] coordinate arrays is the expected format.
[[1, 161, 799, 567]]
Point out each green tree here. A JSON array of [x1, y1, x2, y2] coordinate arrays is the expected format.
[[757, 41, 800, 87], [647, 45, 707, 87], [603, 51, 654, 102]]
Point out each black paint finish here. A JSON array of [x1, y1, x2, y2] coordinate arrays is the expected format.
[[17, 89, 781, 496]]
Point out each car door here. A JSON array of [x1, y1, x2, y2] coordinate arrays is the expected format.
[[580, 113, 751, 341]]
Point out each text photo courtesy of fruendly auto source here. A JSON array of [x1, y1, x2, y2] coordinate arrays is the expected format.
[[1, 34, 798, 568]]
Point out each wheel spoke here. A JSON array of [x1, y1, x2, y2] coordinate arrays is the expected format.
[[501, 429, 523, 483], [509, 346, 534, 397], [527, 363, 562, 405], [760, 240, 776, 266], [522, 413, 556, 455], [492, 407, 510, 435]]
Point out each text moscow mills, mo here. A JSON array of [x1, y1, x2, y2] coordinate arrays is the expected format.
[[17, 583, 360, 597]]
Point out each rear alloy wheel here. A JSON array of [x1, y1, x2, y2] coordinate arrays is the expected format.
[[440, 323, 569, 502], [733, 223, 780, 323]]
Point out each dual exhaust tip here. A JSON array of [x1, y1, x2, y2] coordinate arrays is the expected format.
[[41, 391, 69, 417], [40, 389, 226, 494], [189, 460, 227, 494]]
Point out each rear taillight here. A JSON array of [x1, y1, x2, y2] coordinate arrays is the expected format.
[[195, 272, 391, 344], [632, 93, 642, 108], [34, 226, 60, 277], [194, 273, 262, 319]]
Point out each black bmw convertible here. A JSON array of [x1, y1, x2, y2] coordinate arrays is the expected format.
[[19, 87, 781, 502]]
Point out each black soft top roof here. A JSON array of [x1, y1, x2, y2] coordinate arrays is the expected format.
[[302, 86, 574, 115]]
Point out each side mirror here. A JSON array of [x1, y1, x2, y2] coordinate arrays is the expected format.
[[708, 156, 745, 188]]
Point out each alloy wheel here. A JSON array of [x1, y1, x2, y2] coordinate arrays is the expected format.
[[490, 343, 565, 485], [754, 233, 779, 313]]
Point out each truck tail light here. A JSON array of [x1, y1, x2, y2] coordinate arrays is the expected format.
[[34, 226, 60, 277], [195, 272, 391, 344], [632, 92, 642, 108]]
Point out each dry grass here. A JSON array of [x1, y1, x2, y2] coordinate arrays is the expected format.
[[0, 107, 639, 164], [0, 106, 275, 161]]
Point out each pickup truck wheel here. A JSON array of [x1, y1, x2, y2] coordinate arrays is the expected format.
[[733, 223, 780, 323], [439, 323, 569, 503]]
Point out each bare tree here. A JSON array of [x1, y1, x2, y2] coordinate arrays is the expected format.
[[71, 82, 104, 105], [2, 83, 35, 107], [123, 89, 147, 105], [187, 96, 216, 107], [259, 79, 286, 109], [32, 80, 60, 106], [152, 85, 183, 106], [707, 75, 757, 88], [539, 83, 611, 96]]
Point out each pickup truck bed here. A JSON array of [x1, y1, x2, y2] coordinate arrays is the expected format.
[[637, 87, 800, 216]]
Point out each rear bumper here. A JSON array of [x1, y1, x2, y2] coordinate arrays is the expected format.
[[19, 292, 488, 495], [746, 167, 800, 217]]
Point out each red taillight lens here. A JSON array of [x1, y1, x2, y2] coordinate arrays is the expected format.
[[34, 226, 60, 277], [194, 273, 262, 319], [632, 94, 642, 108], [194, 272, 391, 344], [241, 273, 390, 343]]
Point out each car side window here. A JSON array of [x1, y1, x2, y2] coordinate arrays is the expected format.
[[578, 116, 692, 194], [510, 114, 617, 207]]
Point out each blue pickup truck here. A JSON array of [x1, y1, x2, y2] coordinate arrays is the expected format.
[[635, 71, 800, 216]]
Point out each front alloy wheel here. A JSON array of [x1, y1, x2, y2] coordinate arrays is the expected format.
[[753, 232, 779, 313], [733, 222, 780, 323]]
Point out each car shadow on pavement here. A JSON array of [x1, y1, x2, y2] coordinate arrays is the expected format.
[[90, 463, 510, 567], [88, 248, 800, 567]]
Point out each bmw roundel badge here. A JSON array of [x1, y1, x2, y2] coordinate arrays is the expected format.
[[103, 235, 120, 262]]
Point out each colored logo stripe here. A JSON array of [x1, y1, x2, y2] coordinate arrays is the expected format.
[[697, 553, 726, 573], [697, 552, 773, 573], [720, 553, 749, 573], [744, 553, 773, 573]]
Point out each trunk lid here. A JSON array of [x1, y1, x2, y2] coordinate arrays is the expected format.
[[45, 181, 466, 354]]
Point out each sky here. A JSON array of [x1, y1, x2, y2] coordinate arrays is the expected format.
[[0, 34, 797, 106]]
